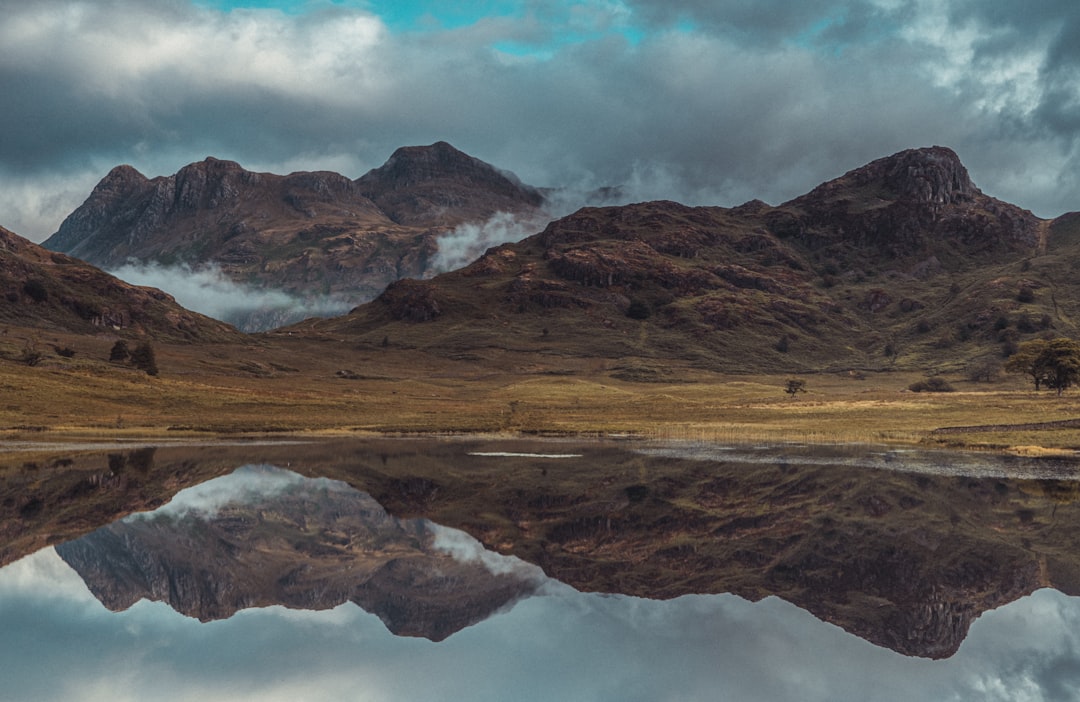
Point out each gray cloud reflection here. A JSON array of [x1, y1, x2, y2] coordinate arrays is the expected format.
[[3, 546, 1080, 701]]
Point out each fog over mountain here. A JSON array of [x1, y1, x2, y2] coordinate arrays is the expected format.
[[107, 261, 354, 331]]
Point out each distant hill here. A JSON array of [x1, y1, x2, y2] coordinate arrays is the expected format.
[[0, 225, 237, 341], [309, 146, 1080, 373], [42, 142, 547, 328]]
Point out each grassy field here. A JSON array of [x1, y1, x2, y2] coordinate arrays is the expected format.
[[4, 325, 1080, 454]]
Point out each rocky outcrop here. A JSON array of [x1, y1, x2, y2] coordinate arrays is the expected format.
[[775, 146, 1040, 257], [45, 158, 394, 270]]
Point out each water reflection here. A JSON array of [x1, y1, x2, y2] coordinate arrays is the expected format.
[[5, 438, 1080, 700], [54, 466, 545, 640], [5, 547, 1080, 701]]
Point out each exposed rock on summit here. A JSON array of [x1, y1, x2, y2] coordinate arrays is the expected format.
[[773, 146, 1039, 258], [357, 141, 544, 226]]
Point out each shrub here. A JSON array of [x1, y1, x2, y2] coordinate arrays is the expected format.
[[1016, 315, 1037, 333], [967, 360, 1001, 383], [784, 378, 807, 398], [908, 377, 955, 392], [19, 339, 43, 367], [626, 299, 651, 320], [1017, 286, 1035, 303], [130, 341, 158, 376], [22, 279, 47, 302], [52, 345, 76, 358], [109, 340, 130, 362]]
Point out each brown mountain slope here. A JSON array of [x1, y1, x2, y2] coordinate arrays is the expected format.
[[0, 226, 236, 342], [42, 143, 546, 316], [312, 146, 1075, 373]]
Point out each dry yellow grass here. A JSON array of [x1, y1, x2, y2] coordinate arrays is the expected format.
[[5, 330, 1080, 454]]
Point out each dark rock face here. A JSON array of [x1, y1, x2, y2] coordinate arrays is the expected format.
[[54, 467, 540, 640], [45, 158, 392, 269], [880, 146, 975, 205]]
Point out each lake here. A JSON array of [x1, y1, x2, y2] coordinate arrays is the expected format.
[[3, 437, 1080, 701]]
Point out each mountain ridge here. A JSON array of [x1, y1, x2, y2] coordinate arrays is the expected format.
[[42, 143, 549, 329], [300, 145, 1074, 373]]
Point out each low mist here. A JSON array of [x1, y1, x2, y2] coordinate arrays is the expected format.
[[428, 211, 552, 274], [426, 186, 628, 275], [428, 522, 555, 587], [108, 261, 356, 332]]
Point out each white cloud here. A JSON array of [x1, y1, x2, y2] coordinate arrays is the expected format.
[[127, 464, 350, 519], [108, 261, 354, 330]]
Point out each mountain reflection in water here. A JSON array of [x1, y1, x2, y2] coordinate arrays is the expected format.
[[54, 466, 546, 640], [5, 438, 1080, 701]]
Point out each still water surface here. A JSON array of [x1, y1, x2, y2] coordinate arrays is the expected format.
[[3, 438, 1080, 701]]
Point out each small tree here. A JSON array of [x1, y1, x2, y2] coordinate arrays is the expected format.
[[1005, 337, 1080, 395], [19, 337, 43, 366], [109, 340, 130, 362], [129, 341, 158, 376], [1040, 338, 1080, 396], [784, 379, 807, 399]]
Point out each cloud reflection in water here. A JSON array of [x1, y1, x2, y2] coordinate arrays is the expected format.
[[4, 539, 1080, 700]]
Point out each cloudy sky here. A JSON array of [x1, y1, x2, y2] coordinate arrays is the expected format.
[[3, 0, 1080, 242]]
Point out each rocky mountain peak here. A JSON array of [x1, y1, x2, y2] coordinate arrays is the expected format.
[[879, 146, 976, 205], [363, 141, 500, 187], [356, 141, 544, 226], [794, 146, 978, 209], [99, 164, 149, 190], [173, 157, 258, 211]]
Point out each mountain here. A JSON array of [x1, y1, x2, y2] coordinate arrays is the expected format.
[[356, 140, 545, 226], [54, 466, 540, 640], [0, 225, 236, 341], [309, 146, 1079, 373], [42, 143, 547, 327]]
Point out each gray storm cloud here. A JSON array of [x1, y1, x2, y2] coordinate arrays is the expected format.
[[3, 0, 1080, 245]]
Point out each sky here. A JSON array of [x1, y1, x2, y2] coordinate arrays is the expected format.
[[3, 0, 1080, 243]]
